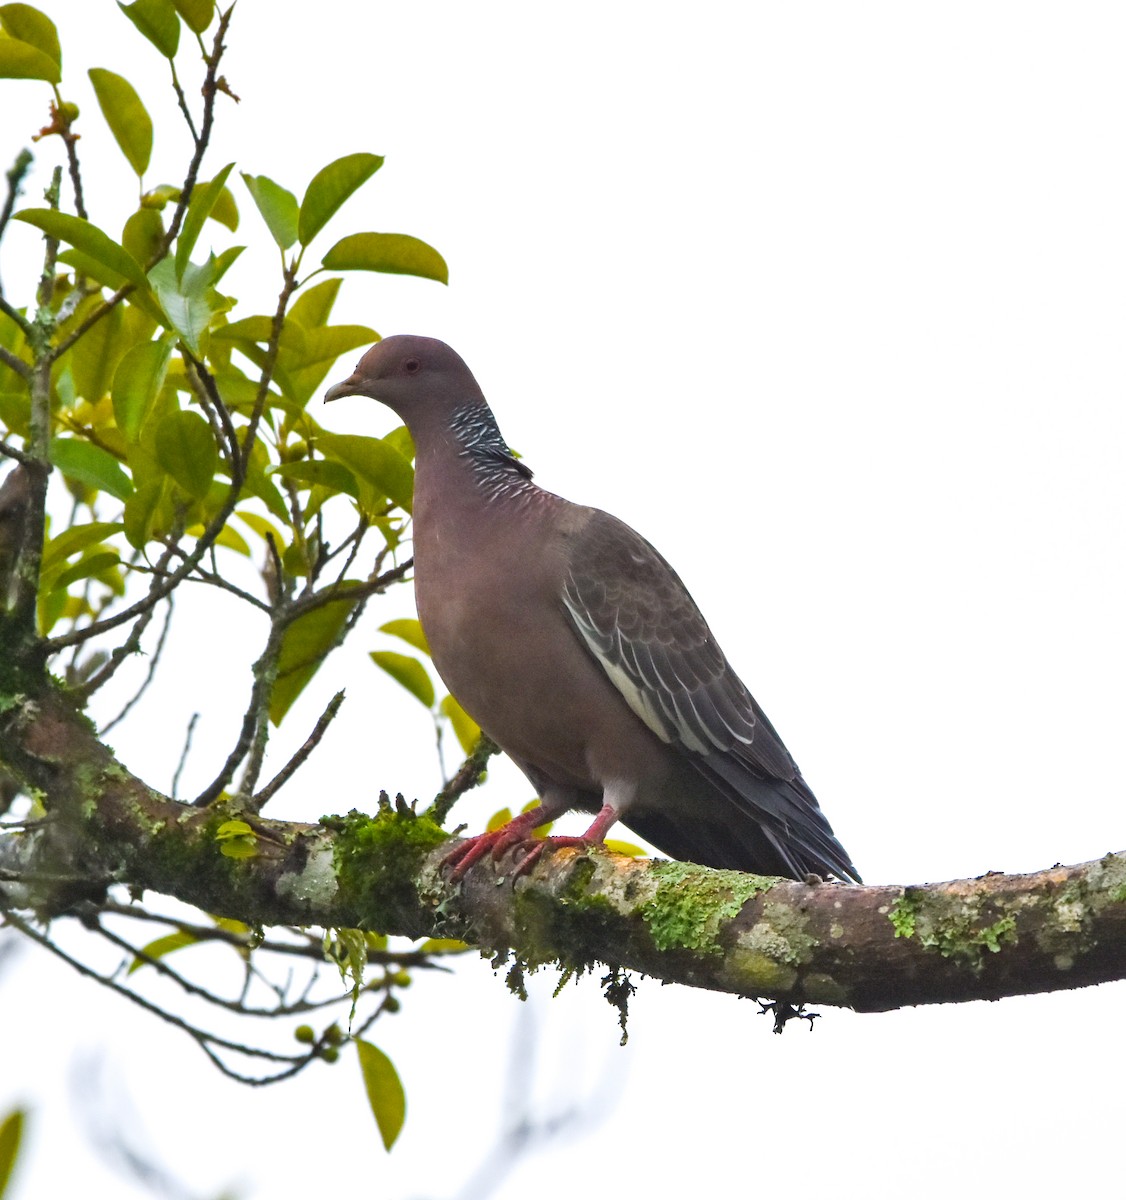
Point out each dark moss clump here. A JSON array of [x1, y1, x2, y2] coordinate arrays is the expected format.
[[324, 795, 447, 929], [513, 877, 617, 972]]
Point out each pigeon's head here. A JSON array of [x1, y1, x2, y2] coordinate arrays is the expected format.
[[324, 335, 481, 424]]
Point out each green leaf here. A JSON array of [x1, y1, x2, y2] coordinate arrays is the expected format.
[[317, 431, 413, 513], [112, 338, 172, 441], [176, 162, 234, 279], [279, 323, 379, 372], [0, 1107, 25, 1199], [53, 549, 120, 591], [0, 3, 59, 64], [355, 1040, 406, 1152], [170, 0, 211, 33], [417, 938, 469, 954], [204, 522, 249, 556], [49, 438, 133, 500], [215, 819, 258, 858], [213, 314, 273, 344], [298, 152, 384, 246], [241, 449, 289, 521], [270, 591, 359, 725], [122, 447, 173, 548], [118, 0, 180, 58], [127, 928, 199, 974], [379, 617, 429, 655], [88, 68, 153, 176], [241, 173, 298, 251], [289, 276, 341, 327], [440, 694, 481, 754], [219, 838, 258, 859], [0, 34, 56, 80], [15, 210, 147, 287], [235, 509, 284, 547], [154, 408, 216, 499], [59, 295, 124, 402], [370, 650, 434, 708], [486, 807, 512, 833], [383, 424, 414, 463], [214, 819, 253, 840], [210, 185, 239, 231], [209, 243, 244, 285], [122, 206, 165, 265], [521, 798, 553, 836], [322, 232, 448, 284], [141, 182, 179, 210], [148, 254, 232, 355], [271, 458, 358, 498], [41, 521, 125, 573], [604, 839, 647, 857], [54, 251, 163, 327]]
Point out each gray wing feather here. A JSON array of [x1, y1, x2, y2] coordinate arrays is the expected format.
[[561, 510, 796, 770], [561, 509, 861, 883]]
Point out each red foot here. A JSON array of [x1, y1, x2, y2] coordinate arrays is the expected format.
[[442, 803, 621, 882], [441, 806, 549, 881]]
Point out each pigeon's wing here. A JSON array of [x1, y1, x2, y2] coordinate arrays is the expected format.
[[561, 510, 860, 882]]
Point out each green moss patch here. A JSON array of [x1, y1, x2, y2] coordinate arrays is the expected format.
[[887, 886, 1018, 970], [638, 861, 773, 955]]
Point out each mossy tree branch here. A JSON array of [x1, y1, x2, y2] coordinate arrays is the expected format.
[[1, 673, 1125, 1015]]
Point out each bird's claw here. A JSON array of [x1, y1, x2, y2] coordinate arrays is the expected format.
[[442, 831, 599, 882]]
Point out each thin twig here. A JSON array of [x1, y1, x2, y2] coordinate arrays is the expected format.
[[196, 997, 385, 1088], [430, 735, 501, 825], [86, 913, 390, 1019], [2, 907, 310, 1071], [184, 353, 240, 472], [0, 295, 31, 335], [94, 901, 458, 968], [247, 690, 345, 813], [46, 8, 231, 369], [97, 598, 176, 734], [0, 344, 29, 377], [48, 282, 134, 363], [59, 127, 87, 221], [171, 713, 199, 800], [9, 170, 60, 636], [0, 149, 33, 285], [131, 547, 271, 612], [72, 545, 178, 704], [0, 439, 32, 464], [287, 556, 414, 621], [329, 517, 369, 585], [194, 606, 289, 806], [168, 60, 199, 144], [164, 6, 235, 248]]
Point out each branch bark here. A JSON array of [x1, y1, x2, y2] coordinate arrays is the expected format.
[[1, 678, 1124, 1014]]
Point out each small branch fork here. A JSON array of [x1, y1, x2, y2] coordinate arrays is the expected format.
[[248, 689, 345, 813], [0, 904, 410, 1086]]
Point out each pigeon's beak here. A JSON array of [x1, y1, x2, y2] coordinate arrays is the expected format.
[[323, 375, 360, 403]]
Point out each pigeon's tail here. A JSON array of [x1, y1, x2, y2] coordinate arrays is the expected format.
[[627, 754, 861, 883]]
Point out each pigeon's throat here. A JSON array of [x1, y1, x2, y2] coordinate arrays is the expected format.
[[447, 403, 535, 499]]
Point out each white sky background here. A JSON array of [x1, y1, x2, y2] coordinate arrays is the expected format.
[[3, 2, 1126, 1197]]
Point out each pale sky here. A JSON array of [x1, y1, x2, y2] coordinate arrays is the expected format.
[[3, 3, 1126, 1198]]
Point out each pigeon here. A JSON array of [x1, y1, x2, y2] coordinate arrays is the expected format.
[[325, 336, 860, 882]]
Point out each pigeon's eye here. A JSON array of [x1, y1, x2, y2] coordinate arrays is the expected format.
[[404, 357, 421, 374]]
